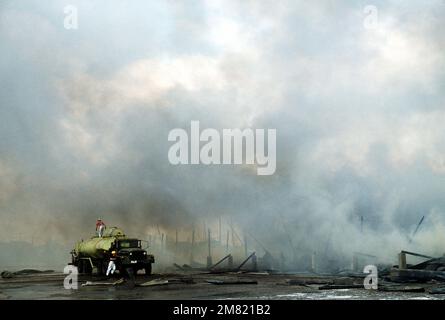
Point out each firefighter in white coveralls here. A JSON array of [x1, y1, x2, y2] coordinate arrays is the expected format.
[[106, 250, 117, 276]]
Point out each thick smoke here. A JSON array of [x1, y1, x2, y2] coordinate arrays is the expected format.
[[0, 0, 445, 268]]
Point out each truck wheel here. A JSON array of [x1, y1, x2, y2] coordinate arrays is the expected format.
[[78, 260, 84, 274], [145, 264, 152, 275], [97, 261, 107, 276], [125, 267, 135, 281], [84, 261, 93, 275], [101, 261, 108, 276]]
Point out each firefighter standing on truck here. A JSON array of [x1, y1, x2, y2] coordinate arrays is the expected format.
[[96, 218, 106, 237]]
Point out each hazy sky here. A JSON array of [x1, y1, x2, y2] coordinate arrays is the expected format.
[[1, 1, 445, 262]]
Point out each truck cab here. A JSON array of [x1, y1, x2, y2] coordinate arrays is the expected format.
[[115, 239, 155, 275]]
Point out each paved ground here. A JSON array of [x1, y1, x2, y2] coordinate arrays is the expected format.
[[1, 271, 445, 300]]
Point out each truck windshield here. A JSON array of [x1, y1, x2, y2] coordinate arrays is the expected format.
[[118, 240, 140, 248]]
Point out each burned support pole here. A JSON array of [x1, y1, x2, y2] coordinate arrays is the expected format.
[[235, 252, 256, 271], [399, 252, 407, 269], [244, 234, 248, 258], [175, 230, 178, 256], [280, 252, 285, 271], [219, 217, 222, 244], [207, 229, 213, 269], [161, 233, 165, 252], [352, 253, 359, 272], [230, 218, 235, 247], [190, 229, 195, 265], [398, 252, 407, 269], [409, 216, 425, 243], [401, 250, 433, 259], [252, 253, 258, 271], [231, 229, 235, 247], [228, 254, 234, 269], [226, 230, 229, 253], [311, 252, 317, 273], [210, 254, 232, 270]]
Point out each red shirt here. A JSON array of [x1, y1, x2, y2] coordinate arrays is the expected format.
[[96, 221, 105, 230]]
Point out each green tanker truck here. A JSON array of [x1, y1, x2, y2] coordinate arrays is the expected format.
[[70, 227, 155, 276]]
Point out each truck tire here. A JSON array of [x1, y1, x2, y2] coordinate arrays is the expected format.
[[97, 261, 107, 276], [145, 264, 152, 275], [102, 261, 108, 275], [78, 260, 84, 274], [84, 260, 93, 275], [126, 267, 135, 281], [96, 261, 102, 275]]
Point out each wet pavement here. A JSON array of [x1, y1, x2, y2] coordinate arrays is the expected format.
[[1, 271, 445, 300]]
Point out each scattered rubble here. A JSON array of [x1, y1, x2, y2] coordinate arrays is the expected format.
[[82, 278, 124, 286], [139, 279, 169, 287], [429, 287, 445, 295], [1, 269, 54, 279], [378, 285, 425, 293], [206, 279, 257, 285], [318, 284, 364, 290]]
